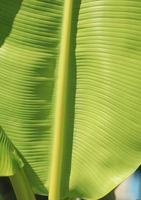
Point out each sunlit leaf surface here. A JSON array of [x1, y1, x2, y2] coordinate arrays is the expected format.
[[0, 1, 141, 199]]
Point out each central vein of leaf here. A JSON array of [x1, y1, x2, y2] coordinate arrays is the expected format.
[[49, 1, 73, 200]]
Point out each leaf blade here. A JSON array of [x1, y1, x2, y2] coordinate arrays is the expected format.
[[70, 1, 141, 199]]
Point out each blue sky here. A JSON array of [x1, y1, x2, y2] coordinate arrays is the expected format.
[[115, 169, 141, 200]]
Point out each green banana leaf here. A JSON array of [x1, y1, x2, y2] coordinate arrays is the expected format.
[[0, 195, 3, 200], [0, 0, 141, 200]]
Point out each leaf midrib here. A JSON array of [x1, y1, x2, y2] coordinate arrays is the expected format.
[[49, 1, 74, 200]]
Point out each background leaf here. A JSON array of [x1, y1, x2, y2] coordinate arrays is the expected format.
[[0, 127, 23, 175]]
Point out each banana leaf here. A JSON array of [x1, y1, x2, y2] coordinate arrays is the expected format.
[[0, 0, 141, 200]]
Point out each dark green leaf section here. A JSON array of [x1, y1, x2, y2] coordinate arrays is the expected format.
[[0, 0, 23, 47], [0, 127, 23, 176]]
